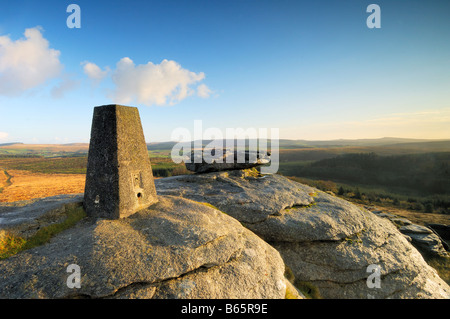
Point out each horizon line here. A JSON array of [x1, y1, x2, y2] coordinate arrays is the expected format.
[[2, 136, 450, 146]]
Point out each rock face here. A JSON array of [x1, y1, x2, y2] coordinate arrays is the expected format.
[[156, 170, 314, 224], [0, 194, 83, 239], [370, 210, 449, 258], [0, 196, 287, 299], [185, 149, 270, 173], [155, 170, 450, 299], [399, 225, 449, 257]]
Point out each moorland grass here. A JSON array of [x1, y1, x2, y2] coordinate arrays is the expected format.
[[0, 205, 86, 260]]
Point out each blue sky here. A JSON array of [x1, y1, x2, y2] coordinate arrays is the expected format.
[[0, 0, 449, 143]]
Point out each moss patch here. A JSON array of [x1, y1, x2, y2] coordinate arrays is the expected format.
[[284, 265, 295, 283], [294, 280, 322, 299], [284, 201, 317, 211], [285, 284, 299, 299], [198, 202, 228, 215], [343, 230, 366, 246], [243, 167, 261, 178]]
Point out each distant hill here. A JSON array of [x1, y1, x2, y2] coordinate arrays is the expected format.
[[147, 141, 180, 150], [0, 143, 89, 154], [0, 143, 23, 147], [277, 137, 447, 148], [382, 140, 450, 152], [147, 138, 450, 152], [2, 138, 449, 154]]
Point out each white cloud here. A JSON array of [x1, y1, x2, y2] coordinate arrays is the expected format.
[[0, 27, 63, 95], [110, 58, 207, 106], [0, 132, 8, 140], [197, 83, 212, 98], [81, 61, 109, 83]]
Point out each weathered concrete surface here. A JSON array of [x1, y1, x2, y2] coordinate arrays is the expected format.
[[84, 105, 158, 219], [155, 171, 450, 299], [0, 196, 288, 299]]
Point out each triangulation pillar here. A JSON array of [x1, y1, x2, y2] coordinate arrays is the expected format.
[[84, 104, 158, 219]]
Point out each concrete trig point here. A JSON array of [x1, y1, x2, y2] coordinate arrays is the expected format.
[[84, 104, 158, 219]]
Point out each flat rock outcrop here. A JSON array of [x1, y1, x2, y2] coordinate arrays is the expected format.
[[0, 196, 288, 299], [185, 149, 270, 173], [369, 209, 449, 258], [156, 169, 314, 224], [0, 194, 84, 239], [155, 170, 450, 299]]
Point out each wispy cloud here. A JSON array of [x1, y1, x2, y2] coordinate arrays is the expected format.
[[0, 27, 63, 95], [0, 132, 8, 140], [197, 83, 212, 98]]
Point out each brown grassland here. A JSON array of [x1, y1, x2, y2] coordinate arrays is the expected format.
[[0, 143, 89, 152], [382, 207, 450, 226], [0, 153, 175, 202], [0, 170, 85, 202], [0, 170, 7, 184]]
